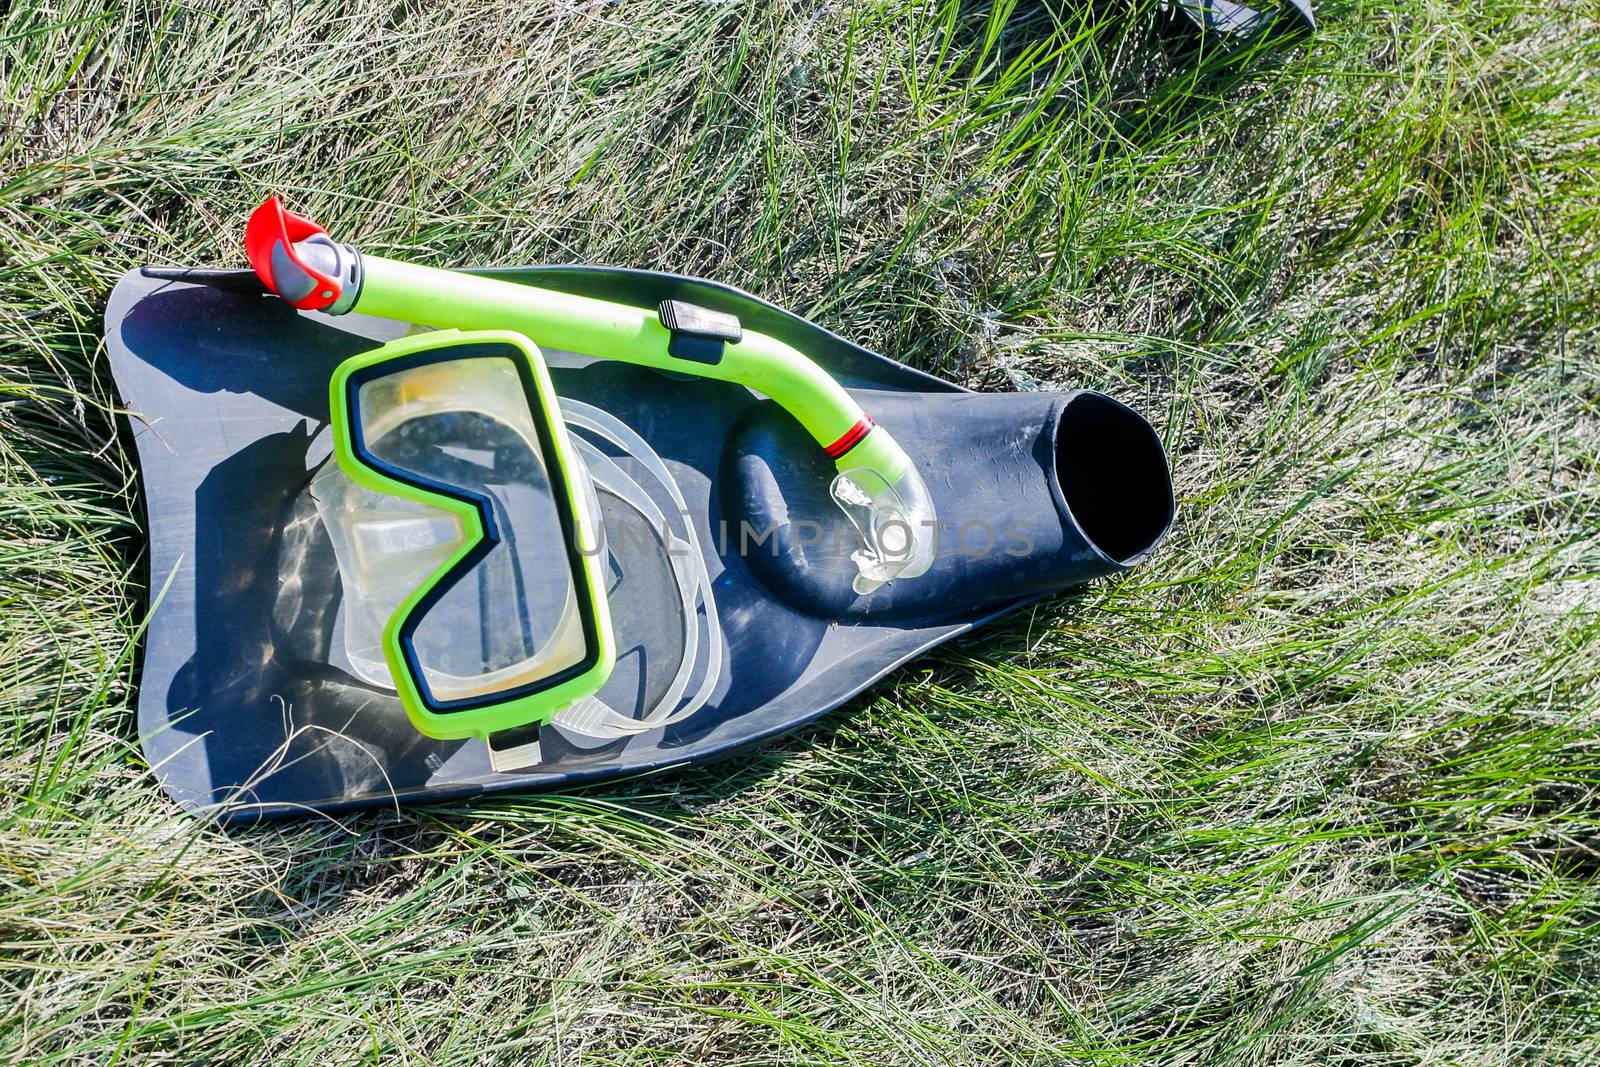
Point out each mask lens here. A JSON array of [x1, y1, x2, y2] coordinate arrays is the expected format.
[[351, 349, 593, 706]]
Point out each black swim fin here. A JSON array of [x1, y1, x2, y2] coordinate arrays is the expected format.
[[107, 265, 1173, 820]]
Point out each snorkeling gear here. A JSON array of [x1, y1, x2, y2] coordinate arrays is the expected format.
[[318, 326, 729, 759], [110, 215, 1176, 820], [247, 197, 936, 597], [318, 330, 614, 743]]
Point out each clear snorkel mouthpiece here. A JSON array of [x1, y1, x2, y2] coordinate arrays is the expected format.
[[830, 461, 937, 596]]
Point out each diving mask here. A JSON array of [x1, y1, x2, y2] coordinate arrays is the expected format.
[[315, 329, 614, 742]]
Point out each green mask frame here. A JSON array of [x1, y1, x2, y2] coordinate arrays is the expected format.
[[322, 328, 615, 741]]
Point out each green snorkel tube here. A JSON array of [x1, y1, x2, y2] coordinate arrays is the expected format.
[[245, 197, 937, 595]]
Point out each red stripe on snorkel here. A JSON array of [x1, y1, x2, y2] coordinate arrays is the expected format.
[[824, 415, 875, 459]]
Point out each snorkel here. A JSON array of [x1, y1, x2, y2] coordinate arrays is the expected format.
[[244, 197, 936, 593]]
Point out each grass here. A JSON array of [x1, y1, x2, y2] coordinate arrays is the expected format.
[[3, 0, 1599, 1062]]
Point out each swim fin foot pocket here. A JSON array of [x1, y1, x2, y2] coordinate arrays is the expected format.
[[729, 388, 1172, 621], [110, 248, 1173, 820]]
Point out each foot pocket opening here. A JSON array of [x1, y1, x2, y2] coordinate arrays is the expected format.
[[1055, 392, 1175, 565]]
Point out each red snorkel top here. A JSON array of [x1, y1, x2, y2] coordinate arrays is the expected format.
[[244, 196, 358, 313]]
